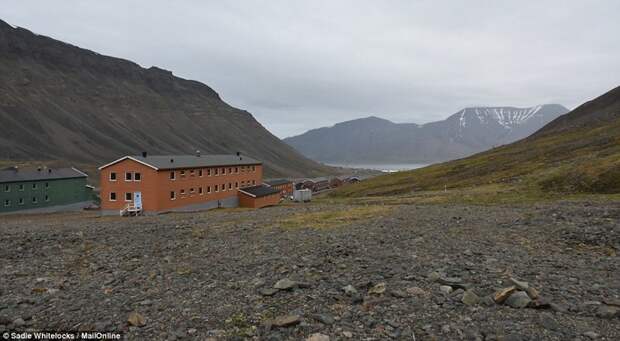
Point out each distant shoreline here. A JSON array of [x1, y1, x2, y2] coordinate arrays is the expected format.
[[325, 162, 429, 173]]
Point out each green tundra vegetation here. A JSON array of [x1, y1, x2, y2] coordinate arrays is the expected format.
[[332, 86, 620, 203]]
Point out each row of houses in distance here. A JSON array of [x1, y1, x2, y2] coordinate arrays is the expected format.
[[296, 175, 363, 193], [0, 152, 366, 215]]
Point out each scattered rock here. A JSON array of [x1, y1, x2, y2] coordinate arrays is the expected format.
[[494, 286, 517, 304], [271, 315, 301, 328], [342, 284, 358, 296], [584, 331, 599, 339], [260, 288, 279, 296], [462, 290, 480, 306], [307, 333, 330, 341], [440, 285, 453, 295], [314, 314, 334, 325], [127, 311, 146, 327], [342, 331, 353, 338], [505, 291, 532, 309], [525, 287, 539, 299], [596, 305, 620, 319], [390, 289, 408, 298], [13, 318, 25, 327], [508, 277, 529, 290], [406, 287, 428, 296], [274, 278, 297, 290], [368, 282, 386, 295]]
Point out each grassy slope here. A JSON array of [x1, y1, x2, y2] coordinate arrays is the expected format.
[[333, 86, 620, 201]]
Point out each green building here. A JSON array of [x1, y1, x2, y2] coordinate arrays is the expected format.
[[0, 167, 93, 214]]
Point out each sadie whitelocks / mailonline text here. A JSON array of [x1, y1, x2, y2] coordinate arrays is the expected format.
[[2, 331, 122, 340]]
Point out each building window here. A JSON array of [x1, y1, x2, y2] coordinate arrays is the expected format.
[[228, 183, 232, 190], [134, 172, 141, 181], [207, 169, 212, 176], [207, 186, 211, 193], [4, 199, 10, 207], [18, 198, 24, 205], [229, 167, 232, 174], [252, 166, 256, 172], [32, 197, 38, 204], [241, 181, 245, 187], [235, 182, 239, 188], [45, 182, 49, 189], [199, 187, 203, 195], [110, 192, 117, 201], [170, 171, 176, 180], [4, 185, 9, 192], [215, 185, 219, 192], [252, 180, 256, 185], [214, 168, 218, 176], [235, 167, 239, 173], [180, 170, 186, 177], [181, 189, 186, 195], [45, 195, 50, 202], [125, 172, 132, 181], [190, 188, 195, 194], [125, 192, 132, 202], [199, 169, 203, 177], [18, 184, 24, 191], [32, 183, 38, 190], [170, 191, 176, 200], [110, 172, 117, 181], [190, 170, 195, 176], [222, 183, 226, 191], [242, 166, 246, 172]]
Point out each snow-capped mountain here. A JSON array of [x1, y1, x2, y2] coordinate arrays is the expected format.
[[284, 104, 569, 164]]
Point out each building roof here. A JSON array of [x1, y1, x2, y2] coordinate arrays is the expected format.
[[265, 179, 292, 186], [99, 154, 261, 170], [239, 185, 281, 198], [0, 167, 88, 184]]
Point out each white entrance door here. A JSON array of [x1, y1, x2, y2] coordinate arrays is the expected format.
[[134, 192, 142, 211]]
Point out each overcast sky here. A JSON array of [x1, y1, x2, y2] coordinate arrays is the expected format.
[[2, 1, 619, 138]]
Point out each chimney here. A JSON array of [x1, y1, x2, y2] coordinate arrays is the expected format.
[[196, 150, 201, 157], [170, 158, 174, 163], [142, 151, 147, 158]]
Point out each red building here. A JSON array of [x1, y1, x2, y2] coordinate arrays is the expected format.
[[98, 153, 277, 214], [264, 179, 293, 198]]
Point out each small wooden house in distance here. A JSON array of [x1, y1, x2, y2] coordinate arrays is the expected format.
[[264, 179, 293, 198], [98, 153, 266, 214], [0, 167, 92, 214], [238, 185, 281, 208]]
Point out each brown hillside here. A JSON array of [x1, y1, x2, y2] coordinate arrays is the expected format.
[[0, 19, 332, 178]]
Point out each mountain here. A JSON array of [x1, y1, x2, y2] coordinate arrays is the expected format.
[[0, 19, 332, 178], [334, 86, 620, 198], [284, 105, 569, 164]]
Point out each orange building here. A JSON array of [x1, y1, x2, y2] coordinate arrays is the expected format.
[[98, 153, 266, 214], [238, 185, 281, 208], [264, 179, 293, 198]]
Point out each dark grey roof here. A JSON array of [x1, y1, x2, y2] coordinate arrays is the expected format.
[[239, 185, 281, 198], [0, 167, 87, 184], [265, 179, 292, 186], [101, 154, 261, 170]]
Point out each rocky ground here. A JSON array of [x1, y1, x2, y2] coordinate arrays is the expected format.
[[1, 200, 619, 340]]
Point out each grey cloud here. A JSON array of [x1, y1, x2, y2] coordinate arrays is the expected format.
[[1, 0, 619, 137]]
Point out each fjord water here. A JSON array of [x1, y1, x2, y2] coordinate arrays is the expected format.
[[326, 163, 428, 173]]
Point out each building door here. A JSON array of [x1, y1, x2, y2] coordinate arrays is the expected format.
[[134, 192, 142, 210]]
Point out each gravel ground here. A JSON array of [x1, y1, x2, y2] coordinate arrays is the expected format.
[[1, 200, 619, 340]]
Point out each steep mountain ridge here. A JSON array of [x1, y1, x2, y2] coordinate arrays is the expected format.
[[334, 86, 620, 197], [285, 104, 569, 164], [0, 19, 332, 177]]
